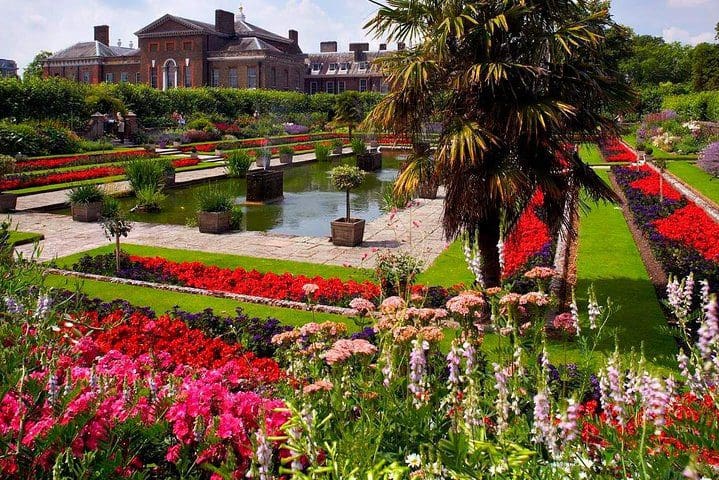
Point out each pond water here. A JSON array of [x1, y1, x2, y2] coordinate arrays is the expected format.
[[61, 156, 402, 237]]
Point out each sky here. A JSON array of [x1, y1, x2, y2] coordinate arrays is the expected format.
[[1, 0, 717, 75]]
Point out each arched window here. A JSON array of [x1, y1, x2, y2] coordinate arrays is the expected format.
[[163, 58, 177, 90]]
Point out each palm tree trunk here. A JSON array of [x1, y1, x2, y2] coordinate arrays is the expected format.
[[476, 214, 502, 288]]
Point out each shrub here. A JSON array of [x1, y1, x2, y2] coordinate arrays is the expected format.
[[644, 146, 654, 155], [351, 137, 367, 155], [374, 250, 424, 297], [0, 154, 16, 177], [314, 142, 331, 162], [186, 116, 215, 131], [79, 139, 113, 152], [134, 185, 166, 211], [278, 145, 294, 155], [181, 129, 220, 143], [284, 123, 309, 135], [125, 158, 165, 192], [196, 184, 234, 212], [225, 150, 252, 178], [698, 141, 719, 177], [331, 138, 344, 150], [67, 184, 105, 205], [0, 120, 80, 156], [230, 205, 243, 230]]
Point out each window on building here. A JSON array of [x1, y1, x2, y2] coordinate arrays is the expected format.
[[150, 68, 157, 89], [326, 81, 335, 94], [247, 67, 257, 88], [211, 69, 220, 87], [380, 81, 389, 94], [184, 67, 191, 87], [328, 63, 337, 73], [135, 72, 141, 83], [284, 69, 289, 88], [229, 68, 238, 88], [82, 71, 90, 83], [149, 43, 159, 53], [183, 41, 192, 51], [311, 63, 321, 74], [339, 62, 349, 73], [120, 72, 128, 83], [295, 72, 301, 89], [166, 42, 175, 52], [309, 81, 318, 94], [338, 81, 346, 93], [358, 61, 369, 71], [359, 79, 367, 92], [105, 73, 114, 83], [269, 67, 276, 87]]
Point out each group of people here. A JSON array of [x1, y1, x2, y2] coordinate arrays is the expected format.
[[103, 112, 126, 142]]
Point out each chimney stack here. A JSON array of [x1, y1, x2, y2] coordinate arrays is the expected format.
[[349, 42, 369, 61], [320, 41, 337, 53], [288, 29, 298, 44], [94, 25, 110, 46], [379, 43, 387, 51], [215, 9, 235, 35], [129, 40, 134, 48]]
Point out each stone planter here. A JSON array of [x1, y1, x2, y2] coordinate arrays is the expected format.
[[279, 153, 293, 164], [172, 141, 181, 148], [356, 152, 382, 172], [0, 193, 17, 213], [255, 155, 271, 168], [190, 152, 199, 160], [417, 179, 439, 199], [246, 170, 284, 203], [198, 211, 232, 234], [369, 140, 379, 150], [332, 146, 344, 155], [163, 171, 176, 187], [71, 201, 103, 222], [331, 218, 365, 247]]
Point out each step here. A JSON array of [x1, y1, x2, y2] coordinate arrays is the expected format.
[[157, 148, 182, 155]]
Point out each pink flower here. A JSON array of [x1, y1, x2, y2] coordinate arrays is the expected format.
[[303, 380, 334, 394], [302, 283, 320, 296], [350, 297, 375, 315], [324, 339, 377, 365], [380, 296, 406, 313], [165, 444, 181, 463], [446, 293, 485, 316]]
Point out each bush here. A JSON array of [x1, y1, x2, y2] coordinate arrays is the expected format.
[[0, 154, 16, 177], [196, 184, 234, 212], [134, 185, 166, 211], [351, 137, 367, 155], [374, 250, 424, 297], [79, 139, 114, 152], [125, 158, 164, 192], [278, 145, 294, 155], [67, 184, 104, 205], [331, 138, 344, 150], [225, 150, 252, 178], [698, 141, 719, 177], [330, 164, 365, 191], [0, 120, 81, 156], [186, 116, 215, 131], [314, 142, 331, 162], [181, 129, 220, 143]]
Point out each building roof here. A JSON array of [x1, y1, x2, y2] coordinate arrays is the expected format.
[[135, 14, 224, 37], [234, 19, 291, 44], [306, 50, 390, 76], [47, 41, 140, 61], [0, 59, 17, 70]]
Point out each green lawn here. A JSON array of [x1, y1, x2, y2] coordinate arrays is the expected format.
[[579, 143, 606, 165], [44, 274, 354, 328], [666, 161, 719, 205], [8, 231, 44, 246], [416, 240, 473, 287], [53, 243, 374, 282]]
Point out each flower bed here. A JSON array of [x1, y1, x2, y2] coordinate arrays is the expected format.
[[16, 149, 153, 173], [179, 132, 346, 153], [598, 137, 637, 163], [502, 191, 554, 279], [614, 165, 719, 285], [0, 158, 199, 191]]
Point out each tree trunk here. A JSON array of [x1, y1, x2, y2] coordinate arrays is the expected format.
[[476, 214, 502, 288], [346, 190, 351, 222], [348, 125, 353, 140], [115, 234, 121, 273]]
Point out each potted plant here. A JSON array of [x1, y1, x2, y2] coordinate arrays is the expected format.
[[278, 145, 294, 164], [160, 158, 176, 187], [353, 137, 382, 172], [0, 155, 17, 213], [331, 138, 344, 155], [314, 142, 331, 162], [190, 147, 199, 160], [329, 165, 366, 246], [196, 184, 234, 234], [172, 139, 182, 148], [225, 150, 252, 178], [68, 184, 105, 222]]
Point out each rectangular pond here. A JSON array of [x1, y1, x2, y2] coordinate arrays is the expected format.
[[57, 156, 402, 238]]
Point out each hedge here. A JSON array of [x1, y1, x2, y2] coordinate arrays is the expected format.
[[0, 78, 383, 126], [662, 90, 719, 121]]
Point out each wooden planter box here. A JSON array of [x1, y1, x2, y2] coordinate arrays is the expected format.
[[198, 211, 232, 234], [331, 218, 365, 247], [279, 153, 293, 164], [356, 152, 382, 172], [71, 201, 103, 222], [163, 171, 176, 187], [255, 155, 271, 169], [246, 170, 284, 203], [0, 193, 17, 213]]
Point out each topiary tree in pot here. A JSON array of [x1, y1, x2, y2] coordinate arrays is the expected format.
[[329, 165, 366, 246], [0, 155, 17, 213], [67, 184, 105, 222], [100, 198, 133, 273]]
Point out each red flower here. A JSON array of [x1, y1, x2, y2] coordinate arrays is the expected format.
[[654, 204, 719, 261]]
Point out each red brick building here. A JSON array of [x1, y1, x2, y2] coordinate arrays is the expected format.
[[43, 8, 399, 94]]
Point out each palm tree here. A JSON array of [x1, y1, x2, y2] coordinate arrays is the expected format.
[[363, 0, 635, 287], [333, 91, 364, 140]]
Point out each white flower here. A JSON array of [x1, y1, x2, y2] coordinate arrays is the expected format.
[[405, 453, 421, 468]]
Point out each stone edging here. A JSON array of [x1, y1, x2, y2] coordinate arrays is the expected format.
[[45, 268, 360, 317], [646, 163, 719, 223]]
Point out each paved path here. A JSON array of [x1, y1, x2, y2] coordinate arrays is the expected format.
[[11, 192, 447, 268], [16, 148, 354, 211]]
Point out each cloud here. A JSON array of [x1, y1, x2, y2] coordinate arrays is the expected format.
[[662, 26, 715, 44], [667, 0, 709, 6]]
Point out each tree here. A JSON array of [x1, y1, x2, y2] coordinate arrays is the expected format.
[[333, 91, 364, 139], [691, 43, 719, 91], [23, 51, 52, 79], [100, 199, 133, 272], [364, 0, 633, 287], [619, 36, 692, 85]]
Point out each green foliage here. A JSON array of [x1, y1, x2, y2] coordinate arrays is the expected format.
[[663, 91, 719, 121], [67, 184, 104, 205], [230, 205, 243, 230], [619, 35, 693, 86], [0, 153, 16, 177], [374, 250, 423, 297], [186, 116, 216, 131], [331, 138, 344, 150], [23, 50, 52, 79], [134, 185, 167, 211], [225, 150, 252, 177], [278, 145, 294, 155], [196, 183, 234, 213], [78, 139, 114, 152], [334, 91, 364, 137], [314, 142, 331, 162], [691, 42, 719, 92], [381, 180, 412, 212], [350, 137, 367, 155], [0, 120, 81, 156], [125, 158, 165, 193], [330, 164, 365, 191]]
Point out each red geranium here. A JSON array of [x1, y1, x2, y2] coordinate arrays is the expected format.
[[654, 204, 719, 261]]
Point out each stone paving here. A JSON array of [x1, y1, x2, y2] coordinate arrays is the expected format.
[[10, 146, 447, 268]]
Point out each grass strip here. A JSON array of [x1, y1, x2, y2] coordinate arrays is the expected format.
[[666, 161, 719, 205], [8, 231, 44, 247]]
